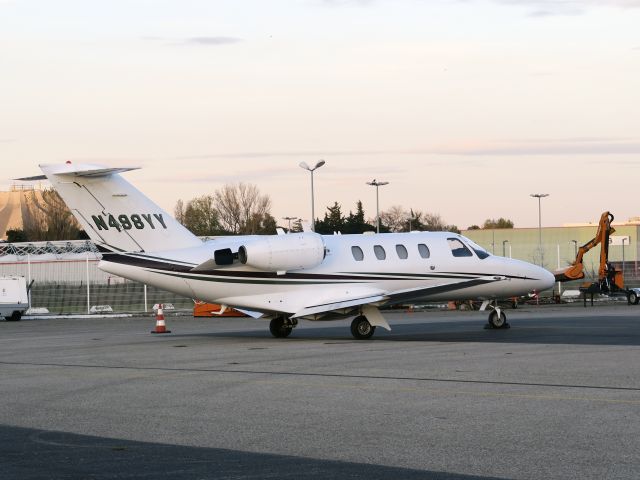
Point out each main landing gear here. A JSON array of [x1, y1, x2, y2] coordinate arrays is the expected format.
[[350, 315, 376, 340], [269, 317, 297, 338]]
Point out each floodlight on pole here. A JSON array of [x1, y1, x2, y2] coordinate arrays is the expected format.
[[366, 179, 389, 234], [530, 193, 549, 265], [502, 239, 509, 258], [299, 160, 325, 231]]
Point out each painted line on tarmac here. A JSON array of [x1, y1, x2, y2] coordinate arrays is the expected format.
[[253, 379, 640, 406], [2, 360, 640, 394]]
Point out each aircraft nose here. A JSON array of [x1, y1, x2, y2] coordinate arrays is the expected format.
[[535, 266, 556, 291]]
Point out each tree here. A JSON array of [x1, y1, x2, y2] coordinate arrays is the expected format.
[[344, 201, 375, 234], [379, 205, 407, 233], [182, 195, 223, 236], [467, 225, 481, 230], [22, 189, 84, 241], [376, 207, 460, 234], [315, 202, 345, 234], [175, 183, 274, 236], [6, 229, 27, 242], [174, 199, 185, 225], [483, 218, 514, 229]]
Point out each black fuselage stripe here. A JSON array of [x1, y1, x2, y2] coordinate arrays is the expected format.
[[101, 254, 526, 284]]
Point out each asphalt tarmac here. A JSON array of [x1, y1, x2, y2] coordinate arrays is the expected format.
[[1, 304, 639, 479]]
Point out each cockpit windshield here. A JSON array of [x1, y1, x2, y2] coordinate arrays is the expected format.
[[463, 237, 491, 260]]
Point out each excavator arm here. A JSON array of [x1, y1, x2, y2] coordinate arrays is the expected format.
[[554, 212, 615, 282]]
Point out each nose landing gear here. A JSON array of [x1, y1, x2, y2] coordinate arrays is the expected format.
[[481, 301, 510, 329]]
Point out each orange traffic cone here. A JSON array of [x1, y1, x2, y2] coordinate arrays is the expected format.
[[151, 304, 171, 334]]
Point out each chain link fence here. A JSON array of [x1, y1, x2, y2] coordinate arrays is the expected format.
[[2, 238, 638, 315], [0, 241, 194, 314]]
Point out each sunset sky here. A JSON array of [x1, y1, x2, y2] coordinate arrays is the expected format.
[[2, 0, 640, 229]]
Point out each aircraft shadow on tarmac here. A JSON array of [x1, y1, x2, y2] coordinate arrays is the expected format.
[[179, 316, 640, 347], [1, 425, 505, 480]]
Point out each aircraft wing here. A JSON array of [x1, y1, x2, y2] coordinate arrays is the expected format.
[[291, 277, 498, 319], [291, 292, 388, 319], [385, 277, 500, 303]]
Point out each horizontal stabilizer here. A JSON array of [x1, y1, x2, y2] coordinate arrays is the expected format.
[[15, 174, 47, 181], [40, 163, 140, 178]]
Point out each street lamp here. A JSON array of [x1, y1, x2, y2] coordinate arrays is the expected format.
[[530, 193, 549, 266], [282, 216, 297, 232], [502, 239, 509, 257], [299, 160, 325, 232], [366, 179, 389, 234]]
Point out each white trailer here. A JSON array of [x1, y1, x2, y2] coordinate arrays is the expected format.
[[0, 276, 29, 321]]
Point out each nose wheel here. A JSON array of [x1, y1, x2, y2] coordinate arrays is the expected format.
[[486, 308, 510, 329]]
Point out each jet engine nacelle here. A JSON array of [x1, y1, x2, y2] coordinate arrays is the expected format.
[[238, 232, 325, 272]]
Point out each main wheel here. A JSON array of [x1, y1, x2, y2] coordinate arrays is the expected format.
[[6, 311, 22, 322], [488, 310, 507, 329], [269, 318, 292, 338], [628, 291, 639, 305], [350, 316, 376, 340]]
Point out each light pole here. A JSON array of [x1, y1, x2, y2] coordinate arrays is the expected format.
[[282, 216, 297, 232], [530, 193, 549, 266], [299, 160, 325, 232], [502, 239, 509, 257], [366, 179, 389, 234]]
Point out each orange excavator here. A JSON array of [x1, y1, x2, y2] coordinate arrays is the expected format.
[[554, 211, 633, 302]]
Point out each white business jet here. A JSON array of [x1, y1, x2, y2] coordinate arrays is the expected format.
[[25, 163, 554, 339]]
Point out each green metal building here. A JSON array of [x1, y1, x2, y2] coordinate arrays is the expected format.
[[462, 224, 638, 286]]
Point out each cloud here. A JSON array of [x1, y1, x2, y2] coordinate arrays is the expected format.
[[173, 138, 640, 160], [496, 0, 640, 16], [183, 37, 243, 46], [430, 137, 640, 155], [142, 36, 242, 47]]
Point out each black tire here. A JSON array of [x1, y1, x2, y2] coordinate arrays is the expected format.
[[269, 318, 292, 338], [628, 291, 639, 305], [350, 316, 376, 340], [488, 310, 507, 329], [6, 311, 22, 322]]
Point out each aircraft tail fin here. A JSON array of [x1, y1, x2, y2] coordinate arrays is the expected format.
[[38, 163, 202, 253]]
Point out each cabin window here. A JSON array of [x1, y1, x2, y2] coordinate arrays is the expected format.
[[374, 245, 386, 260], [396, 244, 408, 259], [417, 243, 430, 259], [448, 238, 473, 257], [351, 246, 364, 261]]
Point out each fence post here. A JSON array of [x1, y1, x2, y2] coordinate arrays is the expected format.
[[557, 244, 562, 297], [27, 253, 32, 309], [86, 252, 90, 314]]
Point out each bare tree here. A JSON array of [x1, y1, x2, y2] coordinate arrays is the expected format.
[[379, 205, 408, 233], [174, 199, 185, 225], [22, 189, 83, 241], [214, 183, 272, 234]]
